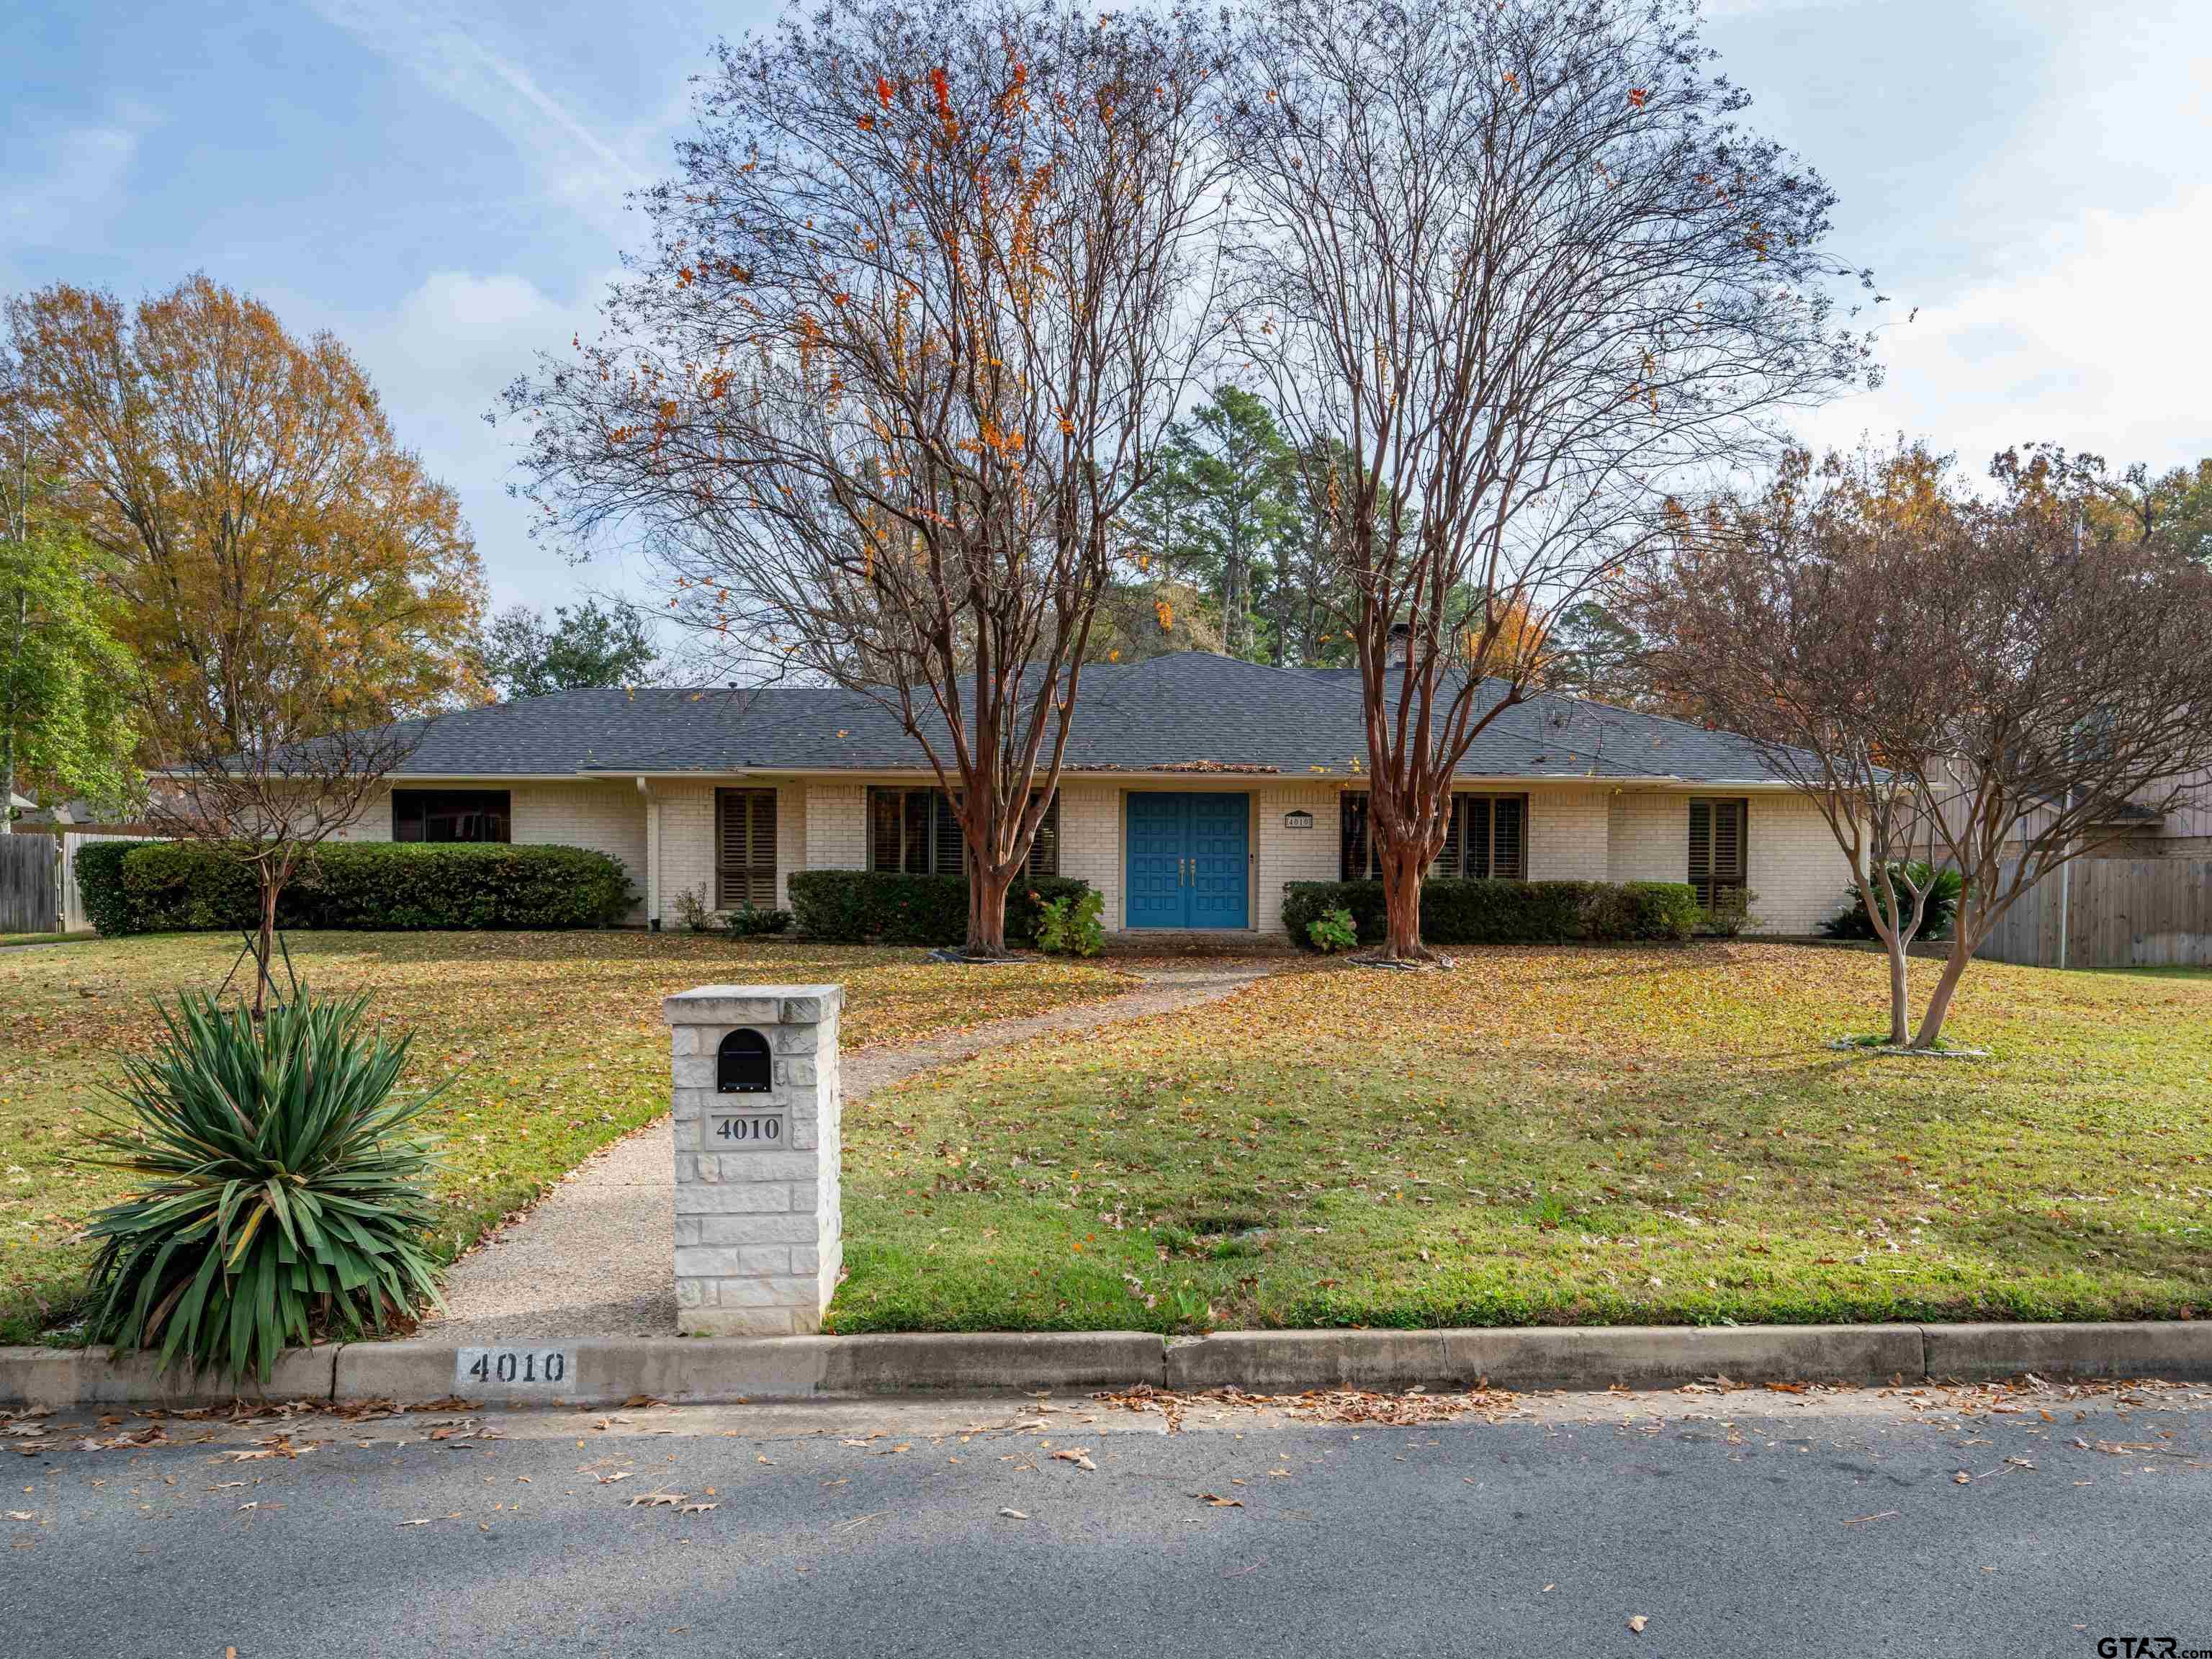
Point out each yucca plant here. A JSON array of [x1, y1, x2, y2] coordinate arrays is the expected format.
[[79, 992, 446, 1382]]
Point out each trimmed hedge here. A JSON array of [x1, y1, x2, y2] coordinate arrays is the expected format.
[[787, 870, 1090, 947], [72, 839, 140, 937], [1281, 877, 1701, 950], [80, 840, 635, 935]]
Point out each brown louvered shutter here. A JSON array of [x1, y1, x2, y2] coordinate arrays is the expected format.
[[1437, 797, 1463, 877], [931, 790, 965, 875], [868, 788, 902, 871], [1341, 794, 1370, 880], [1714, 799, 1747, 891], [1688, 799, 1714, 906], [1024, 792, 1060, 876], [1492, 796, 1524, 879], [716, 788, 778, 909]]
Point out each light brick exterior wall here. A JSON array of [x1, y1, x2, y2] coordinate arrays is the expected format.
[[1743, 790, 1851, 935], [653, 778, 809, 928], [1606, 791, 1686, 884], [1056, 780, 1123, 927], [1601, 786, 1852, 935], [804, 781, 868, 873], [1526, 785, 1610, 881], [1254, 781, 1341, 935], [654, 781, 716, 927]]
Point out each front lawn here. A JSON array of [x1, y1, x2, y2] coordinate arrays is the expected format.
[[830, 943, 2212, 1333], [0, 931, 1130, 1343]]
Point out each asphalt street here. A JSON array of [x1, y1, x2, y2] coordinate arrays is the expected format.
[[3, 1377, 2208, 1658]]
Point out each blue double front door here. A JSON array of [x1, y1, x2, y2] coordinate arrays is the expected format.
[[1126, 792, 1249, 930]]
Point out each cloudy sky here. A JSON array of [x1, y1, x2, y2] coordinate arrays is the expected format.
[[5, 0, 2206, 619]]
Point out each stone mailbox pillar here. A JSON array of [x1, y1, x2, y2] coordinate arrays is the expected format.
[[662, 984, 843, 1336]]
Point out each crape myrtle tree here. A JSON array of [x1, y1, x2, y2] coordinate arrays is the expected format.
[[1635, 444, 1974, 1045], [1222, 0, 1876, 959], [1899, 446, 2212, 1047], [1642, 441, 2212, 1050], [506, 0, 1225, 956]]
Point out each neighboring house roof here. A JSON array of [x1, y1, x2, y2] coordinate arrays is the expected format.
[[372, 651, 1805, 786]]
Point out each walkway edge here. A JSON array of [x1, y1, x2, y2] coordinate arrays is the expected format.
[[6, 1321, 2208, 1409]]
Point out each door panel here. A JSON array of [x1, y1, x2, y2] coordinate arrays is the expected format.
[[1125, 792, 1249, 930], [1125, 793, 1189, 929], [1186, 793, 1249, 928]]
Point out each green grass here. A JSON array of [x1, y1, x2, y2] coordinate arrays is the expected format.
[[0, 933, 92, 949], [0, 930, 1130, 1344], [826, 943, 2212, 1334]]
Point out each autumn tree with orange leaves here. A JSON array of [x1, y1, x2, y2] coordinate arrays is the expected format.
[[4, 276, 482, 1008], [1223, 0, 1876, 961], [506, 0, 1225, 955]]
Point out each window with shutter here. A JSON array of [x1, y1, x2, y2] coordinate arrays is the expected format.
[[1686, 798, 1748, 907], [1492, 796, 1526, 879], [1024, 793, 1061, 876], [715, 788, 778, 909], [932, 791, 966, 876], [866, 786, 1056, 876], [1341, 793, 1372, 880]]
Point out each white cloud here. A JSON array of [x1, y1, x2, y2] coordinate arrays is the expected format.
[[1799, 189, 2212, 476], [0, 112, 152, 248], [351, 268, 650, 614]]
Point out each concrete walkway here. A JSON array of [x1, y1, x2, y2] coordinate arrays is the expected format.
[[424, 956, 1290, 1344]]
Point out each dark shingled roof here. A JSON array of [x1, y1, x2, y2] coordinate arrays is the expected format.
[[379, 652, 1798, 785]]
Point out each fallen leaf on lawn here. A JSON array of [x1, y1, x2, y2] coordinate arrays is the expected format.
[[998, 1508, 1029, 1520], [1051, 1448, 1097, 1471], [1628, 1615, 1649, 1634]]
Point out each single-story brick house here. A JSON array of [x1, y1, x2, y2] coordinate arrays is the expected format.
[[332, 650, 1856, 937]]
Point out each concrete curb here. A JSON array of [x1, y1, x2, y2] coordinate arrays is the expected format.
[[5, 1321, 2208, 1410]]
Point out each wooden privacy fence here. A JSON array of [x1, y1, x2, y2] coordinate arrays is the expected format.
[[0, 832, 152, 935], [0, 835, 60, 933], [1975, 857, 2212, 968]]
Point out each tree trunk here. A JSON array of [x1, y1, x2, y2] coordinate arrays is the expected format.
[[966, 861, 1013, 958], [1884, 937, 1910, 1046], [1378, 842, 1425, 960], [1, 589, 24, 835], [251, 875, 281, 1018], [1910, 938, 1975, 1050]]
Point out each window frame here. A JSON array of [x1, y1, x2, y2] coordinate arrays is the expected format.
[[714, 786, 779, 911], [391, 788, 511, 844], [1686, 796, 1750, 907], [1339, 791, 1528, 881], [867, 786, 1058, 877]]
